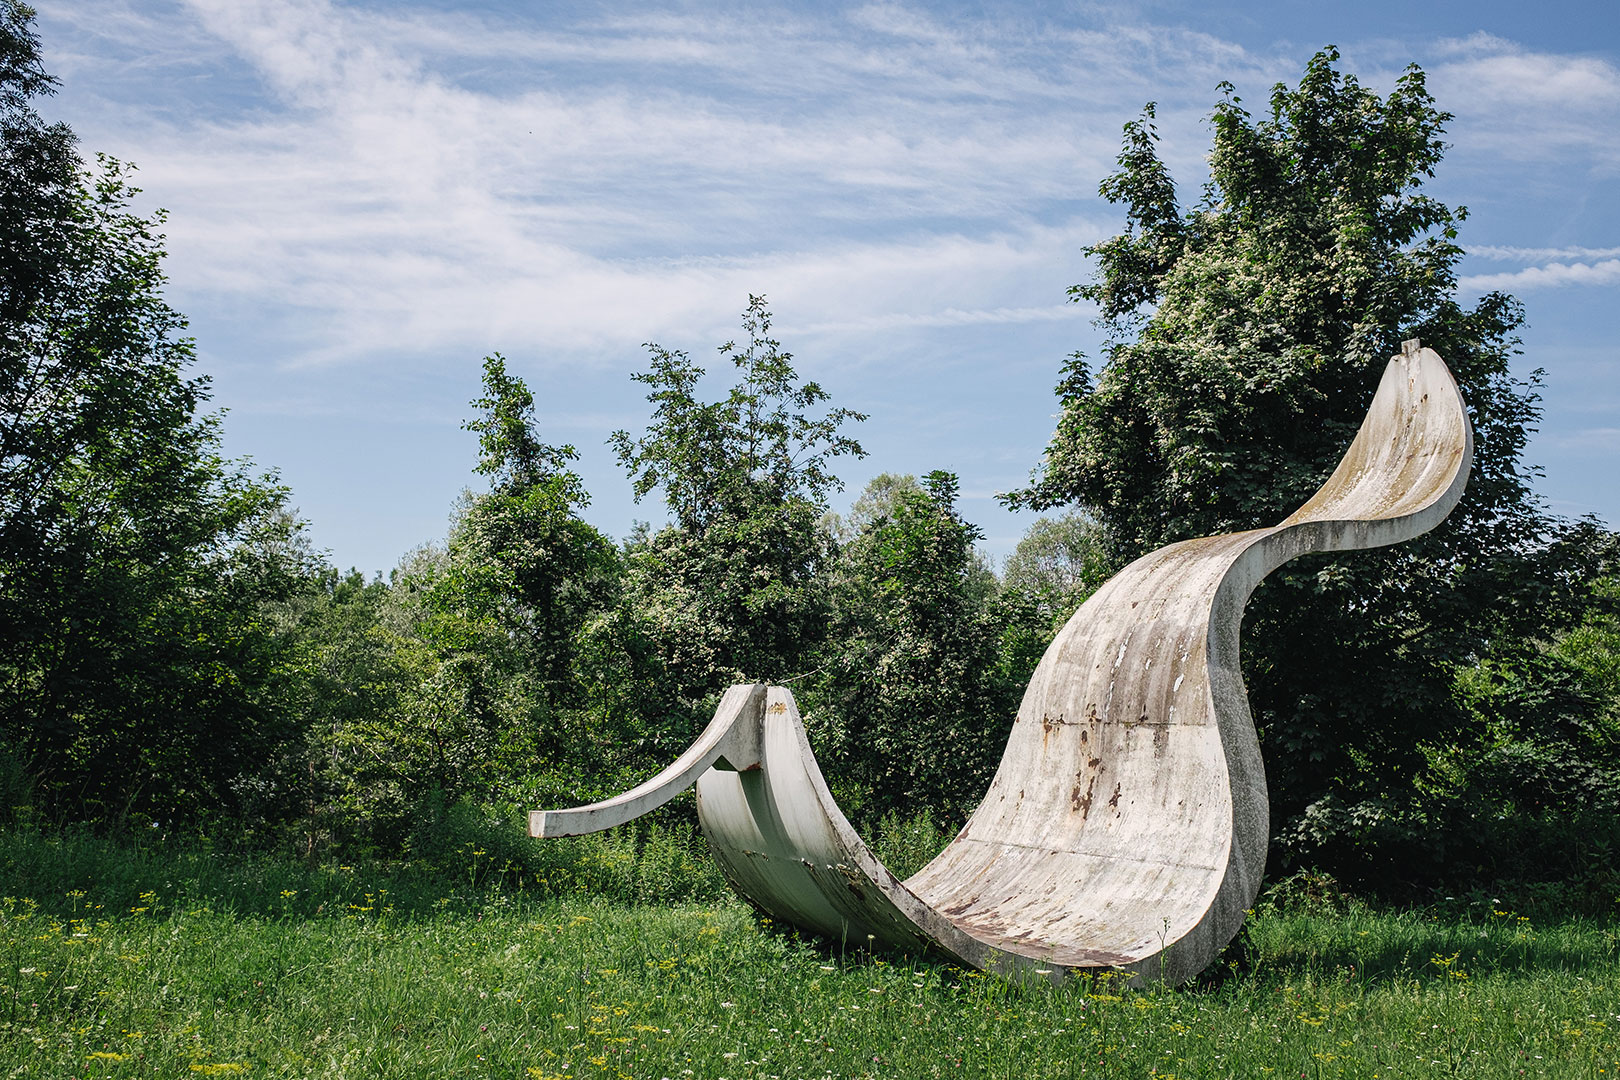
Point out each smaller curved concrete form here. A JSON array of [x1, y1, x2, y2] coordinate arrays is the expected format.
[[534, 340, 1473, 983]]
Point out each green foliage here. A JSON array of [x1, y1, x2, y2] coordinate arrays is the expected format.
[[244, 566, 421, 854], [1003, 47, 1599, 882], [1265, 521, 1620, 904], [1449, 650, 1618, 817], [827, 470, 923, 543], [610, 295, 865, 536], [994, 513, 1110, 693], [0, 6, 308, 828], [1008, 49, 1532, 553], [226, 358, 628, 859], [586, 298, 864, 765], [434, 355, 618, 696], [865, 806, 953, 881], [465, 353, 578, 495], [1382, 535, 1620, 906], [1001, 510, 1112, 631], [808, 471, 1024, 820], [315, 358, 620, 849], [1559, 572, 1620, 720]]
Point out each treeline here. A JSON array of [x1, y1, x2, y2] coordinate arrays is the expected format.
[[235, 322, 1084, 859], [1, 282, 1087, 857], [0, 7, 1616, 906]]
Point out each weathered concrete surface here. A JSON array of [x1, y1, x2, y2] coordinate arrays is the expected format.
[[534, 341, 1473, 984], [531, 683, 765, 838]]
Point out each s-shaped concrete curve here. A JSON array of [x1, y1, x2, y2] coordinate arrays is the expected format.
[[533, 340, 1473, 984]]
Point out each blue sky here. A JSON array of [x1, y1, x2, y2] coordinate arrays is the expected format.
[[34, 0, 1620, 575]]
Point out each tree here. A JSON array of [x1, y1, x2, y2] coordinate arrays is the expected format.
[[0, 3, 308, 827], [240, 566, 417, 855], [1003, 48, 1589, 885], [809, 472, 1021, 820], [584, 297, 865, 763], [611, 296, 865, 539], [438, 354, 617, 698], [1001, 512, 1111, 619], [366, 358, 622, 823], [1401, 524, 1620, 906]]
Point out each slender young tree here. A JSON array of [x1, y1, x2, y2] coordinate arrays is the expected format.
[[445, 354, 617, 696], [367, 356, 620, 822], [586, 297, 865, 762]]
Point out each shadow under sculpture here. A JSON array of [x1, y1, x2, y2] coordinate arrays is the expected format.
[[534, 340, 1472, 985]]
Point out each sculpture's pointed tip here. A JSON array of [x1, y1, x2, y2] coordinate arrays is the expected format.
[[528, 682, 768, 838], [1401, 337, 1423, 357]]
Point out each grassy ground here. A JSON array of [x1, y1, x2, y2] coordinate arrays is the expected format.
[[2, 831, 1617, 1079]]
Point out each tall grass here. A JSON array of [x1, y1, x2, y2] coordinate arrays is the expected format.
[[0, 811, 729, 923], [2, 830, 1617, 1078]]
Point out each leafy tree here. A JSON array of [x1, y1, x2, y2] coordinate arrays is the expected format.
[[1559, 570, 1620, 721], [1001, 512, 1111, 619], [1004, 48, 1587, 883], [437, 355, 618, 699], [584, 297, 865, 764], [239, 566, 415, 855], [1394, 525, 1620, 905], [827, 472, 924, 544], [809, 471, 1022, 820], [611, 296, 864, 538], [369, 359, 622, 823], [0, 3, 307, 827]]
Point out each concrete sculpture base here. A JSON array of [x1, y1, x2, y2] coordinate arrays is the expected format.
[[534, 341, 1472, 984]]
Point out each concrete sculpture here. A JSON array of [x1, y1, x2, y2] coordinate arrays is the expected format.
[[534, 340, 1472, 984]]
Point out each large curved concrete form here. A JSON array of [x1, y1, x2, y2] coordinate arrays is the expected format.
[[534, 341, 1473, 984]]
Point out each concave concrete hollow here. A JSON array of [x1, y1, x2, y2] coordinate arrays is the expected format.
[[533, 341, 1473, 985]]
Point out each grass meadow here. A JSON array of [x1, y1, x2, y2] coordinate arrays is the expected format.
[[1, 828, 1617, 1080]]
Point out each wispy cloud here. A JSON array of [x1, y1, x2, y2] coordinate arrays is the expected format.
[[1435, 33, 1620, 105], [1431, 34, 1620, 170], [1552, 427, 1620, 452], [33, 0, 1294, 371], [33, 1, 1620, 367], [1471, 245, 1620, 261], [801, 301, 1092, 335], [1462, 259, 1620, 292]]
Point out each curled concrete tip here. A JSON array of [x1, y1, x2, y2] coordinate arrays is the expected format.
[[534, 343, 1472, 984], [530, 683, 765, 838]]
